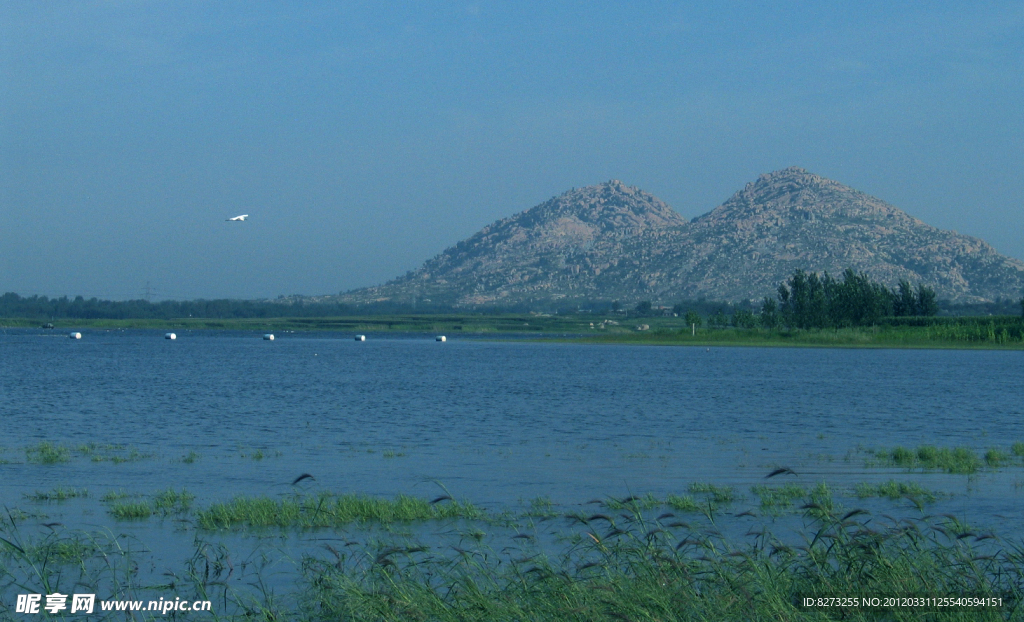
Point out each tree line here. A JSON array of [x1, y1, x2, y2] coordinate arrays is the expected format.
[[669, 268, 949, 330], [0, 293, 356, 320], [768, 268, 939, 329]]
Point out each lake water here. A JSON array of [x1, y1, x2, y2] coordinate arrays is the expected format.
[[1, 328, 1023, 598]]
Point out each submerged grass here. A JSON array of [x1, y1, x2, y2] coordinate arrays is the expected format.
[[854, 480, 940, 503], [196, 492, 482, 529], [876, 445, 982, 474], [23, 486, 88, 502]]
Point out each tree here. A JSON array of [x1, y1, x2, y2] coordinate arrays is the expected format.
[[760, 297, 779, 330], [916, 284, 938, 316], [708, 308, 728, 328], [634, 300, 653, 316], [894, 280, 917, 316], [684, 310, 702, 328], [732, 309, 756, 329]]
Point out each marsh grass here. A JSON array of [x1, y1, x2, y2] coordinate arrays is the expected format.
[[299, 505, 1021, 621], [100, 489, 133, 502], [108, 500, 152, 520], [23, 441, 154, 465], [24, 486, 88, 502], [751, 483, 807, 511], [106, 488, 194, 520], [688, 482, 736, 504], [875, 445, 983, 474], [180, 449, 201, 464], [25, 441, 72, 464], [196, 493, 482, 530], [854, 480, 940, 503]]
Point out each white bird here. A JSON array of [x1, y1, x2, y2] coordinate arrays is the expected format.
[[226, 214, 248, 221]]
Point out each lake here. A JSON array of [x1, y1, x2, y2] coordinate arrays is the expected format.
[[1, 328, 1023, 606]]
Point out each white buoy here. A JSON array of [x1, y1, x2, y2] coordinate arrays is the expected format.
[[69, 332, 81, 340], [436, 335, 446, 342], [263, 334, 274, 341], [355, 334, 366, 341], [165, 333, 176, 340]]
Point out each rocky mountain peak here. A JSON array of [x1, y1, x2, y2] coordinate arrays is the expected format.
[[518, 180, 686, 232], [338, 169, 1024, 306]]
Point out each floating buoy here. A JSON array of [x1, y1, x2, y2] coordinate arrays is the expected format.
[[165, 333, 176, 340], [355, 335, 366, 341], [263, 334, 274, 341], [436, 335, 446, 342], [69, 332, 81, 340]]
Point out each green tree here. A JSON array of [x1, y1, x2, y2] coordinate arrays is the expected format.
[[634, 300, 653, 316], [684, 310, 702, 328], [760, 297, 779, 330], [916, 284, 938, 316]]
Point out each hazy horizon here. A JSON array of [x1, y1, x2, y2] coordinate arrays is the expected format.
[[3, 2, 1022, 301]]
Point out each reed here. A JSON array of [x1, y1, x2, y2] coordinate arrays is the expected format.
[[196, 492, 482, 530]]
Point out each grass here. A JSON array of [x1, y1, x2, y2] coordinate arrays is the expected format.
[[751, 483, 807, 510], [853, 480, 940, 503], [106, 488, 194, 520], [23, 486, 88, 502], [875, 445, 982, 474], [23, 441, 154, 465], [108, 500, 152, 520], [180, 450, 200, 464], [25, 441, 72, 464], [196, 492, 482, 529], [298, 506, 1020, 621], [2, 487, 1023, 620]]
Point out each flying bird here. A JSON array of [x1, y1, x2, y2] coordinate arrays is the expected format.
[[226, 214, 248, 221]]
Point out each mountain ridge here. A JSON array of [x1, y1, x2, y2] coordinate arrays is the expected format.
[[338, 168, 1024, 307]]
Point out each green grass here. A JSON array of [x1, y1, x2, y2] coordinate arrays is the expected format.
[[300, 507, 1020, 621], [23, 486, 88, 502], [688, 482, 737, 504], [196, 492, 482, 529], [108, 500, 152, 520], [2, 487, 1023, 620], [853, 480, 940, 503], [875, 445, 982, 474], [750, 483, 807, 510], [100, 489, 133, 502], [25, 442, 72, 464], [180, 450, 200, 464], [152, 488, 195, 514]]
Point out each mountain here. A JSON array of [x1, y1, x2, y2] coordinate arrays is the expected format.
[[339, 167, 1024, 306]]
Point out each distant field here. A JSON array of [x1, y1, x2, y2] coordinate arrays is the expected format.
[[3, 314, 1023, 348]]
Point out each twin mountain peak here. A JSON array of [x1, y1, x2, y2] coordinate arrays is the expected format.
[[342, 167, 1024, 307]]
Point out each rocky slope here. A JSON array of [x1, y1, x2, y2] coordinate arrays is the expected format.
[[339, 168, 1024, 306]]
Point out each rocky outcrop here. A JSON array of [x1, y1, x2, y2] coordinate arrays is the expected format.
[[338, 168, 1024, 306]]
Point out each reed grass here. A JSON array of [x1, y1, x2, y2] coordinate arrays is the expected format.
[[299, 505, 1021, 621], [196, 492, 482, 530]]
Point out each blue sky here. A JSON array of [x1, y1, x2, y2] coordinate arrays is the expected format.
[[2, 1, 1022, 300]]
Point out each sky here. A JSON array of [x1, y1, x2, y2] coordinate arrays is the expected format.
[[2, 1, 1022, 300]]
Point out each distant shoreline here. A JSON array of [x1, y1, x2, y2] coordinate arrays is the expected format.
[[3, 314, 1023, 350]]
